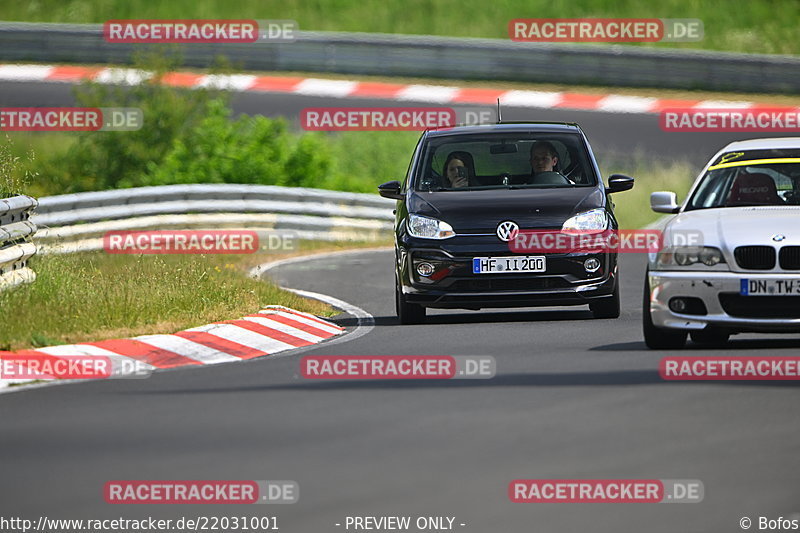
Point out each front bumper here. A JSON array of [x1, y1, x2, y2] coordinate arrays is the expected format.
[[400, 246, 617, 309], [649, 270, 800, 332]]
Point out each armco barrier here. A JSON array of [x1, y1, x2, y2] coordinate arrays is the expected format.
[[1, 22, 799, 93], [0, 195, 38, 289], [32, 184, 395, 253]]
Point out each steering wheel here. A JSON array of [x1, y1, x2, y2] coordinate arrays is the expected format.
[[530, 171, 571, 185]]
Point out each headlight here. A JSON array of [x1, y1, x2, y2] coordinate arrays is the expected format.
[[561, 208, 608, 233], [407, 214, 456, 240], [658, 246, 725, 267]]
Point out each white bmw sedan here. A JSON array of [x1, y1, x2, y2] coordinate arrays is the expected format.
[[644, 138, 800, 349]]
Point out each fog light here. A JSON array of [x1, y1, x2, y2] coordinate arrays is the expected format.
[[668, 296, 707, 315], [416, 262, 435, 277], [669, 297, 687, 313], [584, 258, 601, 273]]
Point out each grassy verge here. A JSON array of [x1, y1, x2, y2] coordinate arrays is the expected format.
[[601, 154, 696, 229], [0, 135, 38, 197], [0, 239, 389, 351], [0, 0, 797, 55]]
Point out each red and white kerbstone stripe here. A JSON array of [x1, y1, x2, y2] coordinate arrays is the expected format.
[[1, 63, 797, 115], [0, 305, 343, 390]]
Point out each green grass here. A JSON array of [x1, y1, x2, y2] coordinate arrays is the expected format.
[[1, 132, 75, 198], [0, 240, 389, 351], [326, 131, 420, 192], [601, 154, 697, 229], [0, 134, 41, 197], [1, 0, 798, 55]]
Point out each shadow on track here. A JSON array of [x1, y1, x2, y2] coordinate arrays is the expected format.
[[592, 337, 800, 352], [331, 308, 595, 328], [133, 368, 800, 395]]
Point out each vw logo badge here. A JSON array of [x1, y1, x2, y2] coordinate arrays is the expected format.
[[773, 234, 786, 242], [496, 221, 519, 242]]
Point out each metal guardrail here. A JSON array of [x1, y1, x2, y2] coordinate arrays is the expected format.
[[0, 195, 38, 289], [1, 22, 799, 93], [33, 184, 395, 253]]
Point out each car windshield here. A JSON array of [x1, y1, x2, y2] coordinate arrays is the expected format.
[[414, 132, 598, 191], [686, 149, 800, 210]]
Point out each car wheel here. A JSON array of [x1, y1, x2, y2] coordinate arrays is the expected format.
[[590, 280, 620, 319], [395, 279, 426, 325], [690, 329, 730, 347], [642, 271, 687, 349]]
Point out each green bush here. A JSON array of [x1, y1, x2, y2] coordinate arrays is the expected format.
[[140, 99, 334, 188], [19, 51, 413, 193], [40, 54, 226, 192]]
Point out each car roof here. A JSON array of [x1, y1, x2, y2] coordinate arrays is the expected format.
[[718, 137, 800, 152], [424, 122, 582, 137]]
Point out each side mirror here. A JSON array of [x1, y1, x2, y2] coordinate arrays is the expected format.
[[378, 180, 403, 200], [606, 174, 635, 194], [650, 191, 680, 213]]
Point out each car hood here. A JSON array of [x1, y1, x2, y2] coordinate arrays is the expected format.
[[407, 187, 605, 232], [665, 206, 800, 249]]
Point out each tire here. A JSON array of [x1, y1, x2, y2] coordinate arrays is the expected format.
[[690, 329, 730, 347], [590, 280, 620, 319], [642, 271, 687, 349], [395, 279, 426, 325]]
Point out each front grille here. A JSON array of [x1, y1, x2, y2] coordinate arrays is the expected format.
[[449, 277, 571, 292], [734, 246, 775, 270], [719, 294, 800, 319], [779, 246, 800, 270]]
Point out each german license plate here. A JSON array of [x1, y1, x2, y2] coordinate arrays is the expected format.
[[740, 279, 800, 296], [473, 256, 546, 274]]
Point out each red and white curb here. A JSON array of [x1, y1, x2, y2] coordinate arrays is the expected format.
[[0, 305, 344, 391], [1, 63, 797, 115]]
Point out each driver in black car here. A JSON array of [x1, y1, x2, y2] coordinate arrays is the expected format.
[[528, 141, 572, 185], [531, 141, 558, 177], [530, 141, 559, 174]]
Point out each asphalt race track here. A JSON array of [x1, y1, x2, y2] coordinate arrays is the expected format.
[[2, 249, 800, 531], [1, 80, 799, 532]]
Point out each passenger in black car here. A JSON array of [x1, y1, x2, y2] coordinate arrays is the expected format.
[[443, 151, 475, 188]]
